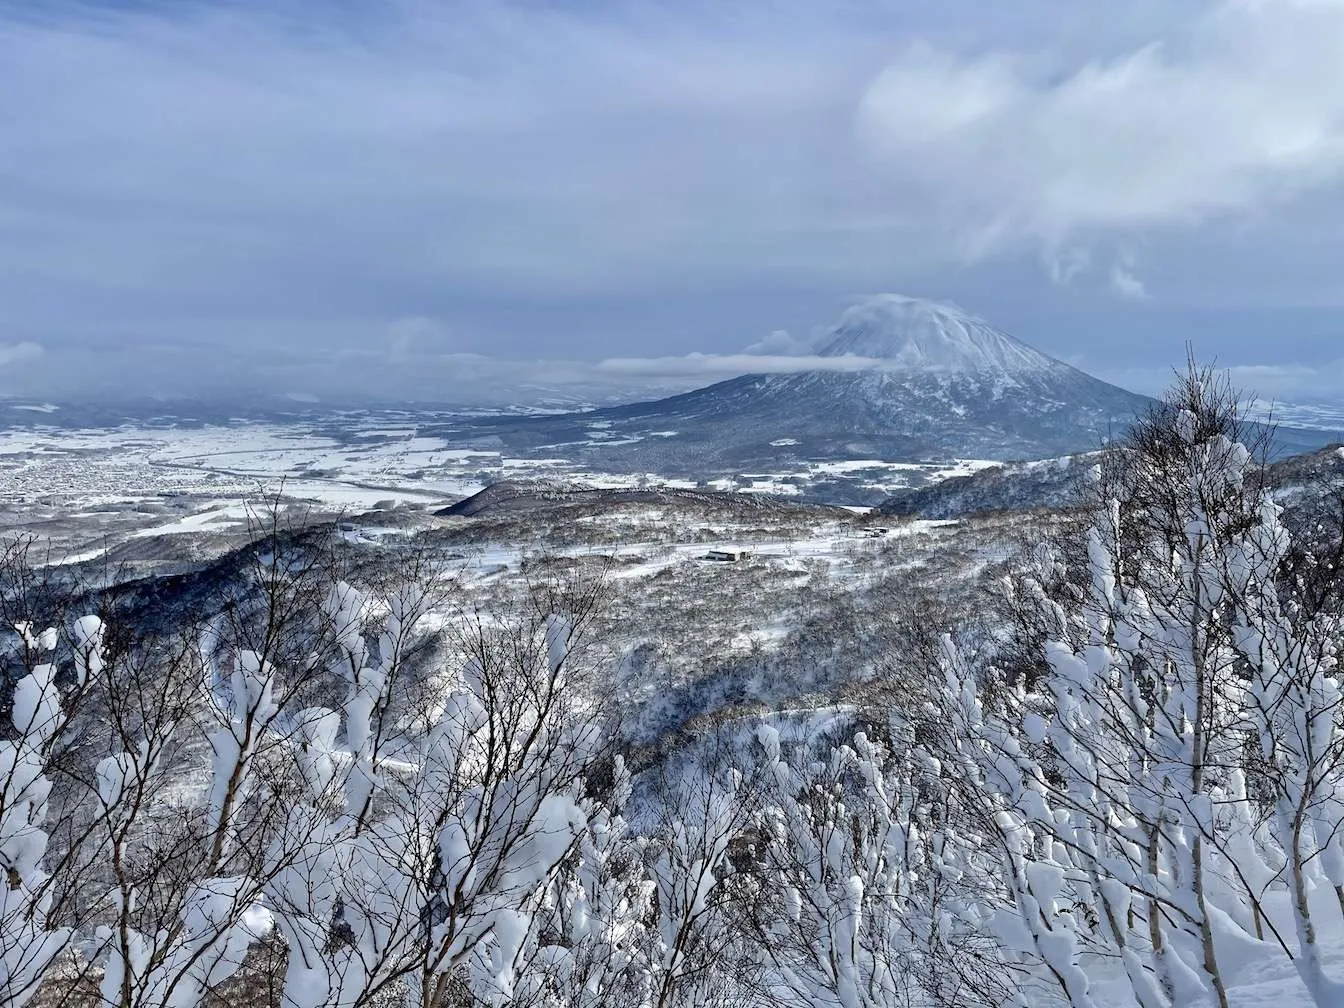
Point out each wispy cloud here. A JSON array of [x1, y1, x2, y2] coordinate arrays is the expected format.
[[1109, 253, 1148, 300], [741, 330, 814, 356], [597, 353, 882, 378], [0, 342, 44, 367]]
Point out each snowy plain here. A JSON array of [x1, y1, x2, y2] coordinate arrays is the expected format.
[[0, 410, 993, 561]]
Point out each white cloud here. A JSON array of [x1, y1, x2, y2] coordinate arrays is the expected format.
[[742, 329, 813, 356], [857, 1, 1344, 256], [1109, 250, 1149, 300], [598, 353, 883, 378], [0, 341, 45, 367], [1109, 268, 1147, 300], [1045, 245, 1092, 286]]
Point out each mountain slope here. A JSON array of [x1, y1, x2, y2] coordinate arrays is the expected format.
[[429, 297, 1153, 481], [429, 297, 1341, 500]]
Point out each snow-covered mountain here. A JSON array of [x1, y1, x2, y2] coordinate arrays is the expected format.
[[816, 294, 1057, 374], [432, 296, 1154, 490]]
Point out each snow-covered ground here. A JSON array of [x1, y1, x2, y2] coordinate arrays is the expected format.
[[1243, 398, 1344, 432], [440, 517, 957, 589], [0, 418, 994, 511], [0, 412, 997, 563]]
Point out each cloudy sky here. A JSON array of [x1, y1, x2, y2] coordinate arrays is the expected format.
[[6, 0, 1344, 405]]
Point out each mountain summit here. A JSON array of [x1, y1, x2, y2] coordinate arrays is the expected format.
[[818, 295, 1054, 375]]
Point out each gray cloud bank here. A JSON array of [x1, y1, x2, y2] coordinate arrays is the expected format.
[[6, 1, 1344, 403], [10, 319, 1344, 410]]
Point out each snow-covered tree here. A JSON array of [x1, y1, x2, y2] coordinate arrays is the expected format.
[[264, 577, 609, 1008], [639, 744, 759, 1008], [1, 617, 83, 1008], [0, 522, 616, 1008], [1229, 486, 1344, 1004], [751, 718, 1011, 1008], [935, 368, 1344, 1008], [511, 755, 657, 1008]]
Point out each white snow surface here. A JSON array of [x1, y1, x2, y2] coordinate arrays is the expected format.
[[819, 294, 1060, 375]]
